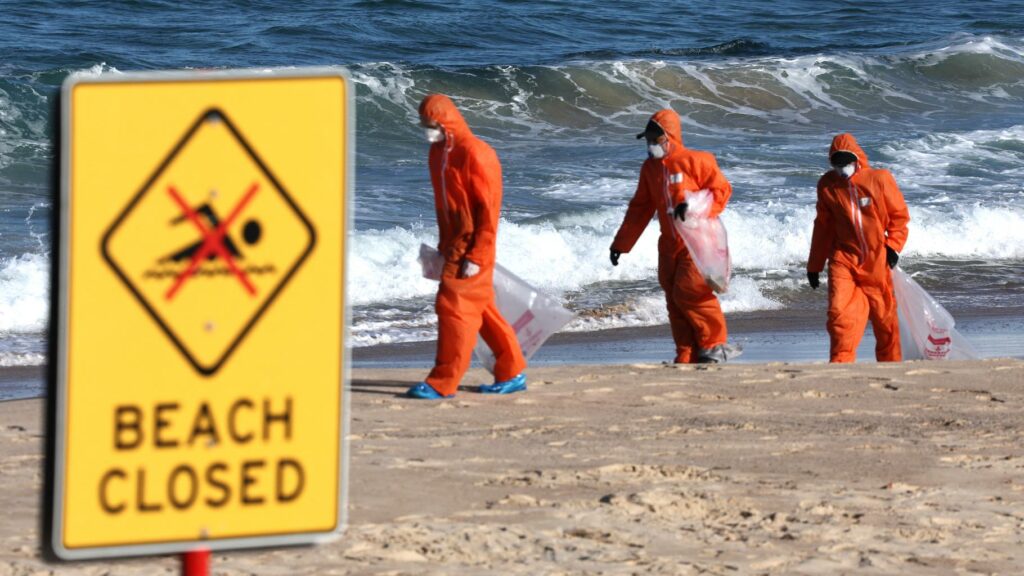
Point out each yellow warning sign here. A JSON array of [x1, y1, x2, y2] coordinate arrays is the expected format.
[[51, 69, 350, 559]]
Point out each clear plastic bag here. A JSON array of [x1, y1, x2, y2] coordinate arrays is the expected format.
[[892, 267, 979, 360], [672, 189, 731, 293], [418, 244, 575, 373], [418, 243, 444, 281], [475, 262, 576, 373]]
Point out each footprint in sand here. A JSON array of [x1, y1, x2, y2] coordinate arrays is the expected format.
[[993, 365, 1022, 371], [641, 381, 683, 387], [481, 463, 718, 488], [883, 481, 923, 493], [487, 493, 550, 509], [695, 365, 721, 372], [905, 369, 947, 376], [946, 389, 1006, 403]]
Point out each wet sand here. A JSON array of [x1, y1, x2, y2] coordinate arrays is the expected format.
[[2, 359, 1023, 574], [353, 308, 1024, 368], [5, 308, 1022, 402]]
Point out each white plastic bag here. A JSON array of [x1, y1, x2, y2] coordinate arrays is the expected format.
[[476, 262, 576, 373], [418, 244, 575, 373], [418, 243, 445, 280], [892, 267, 979, 360], [672, 189, 731, 293]]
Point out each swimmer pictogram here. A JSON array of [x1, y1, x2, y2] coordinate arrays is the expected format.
[[101, 108, 316, 375], [163, 183, 260, 300]]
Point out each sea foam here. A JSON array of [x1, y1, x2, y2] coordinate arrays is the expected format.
[[0, 253, 48, 334]]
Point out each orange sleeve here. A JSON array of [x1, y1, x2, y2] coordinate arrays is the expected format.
[[880, 170, 910, 253], [808, 181, 834, 273], [611, 168, 655, 253], [463, 145, 502, 268], [696, 152, 732, 217]]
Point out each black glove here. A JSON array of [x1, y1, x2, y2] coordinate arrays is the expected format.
[[610, 249, 621, 267], [807, 271, 820, 290], [885, 246, 899, 269], [673, 202, 688, 222]]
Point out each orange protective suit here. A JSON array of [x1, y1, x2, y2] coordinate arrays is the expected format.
[[611, 109, 732, 363], [808, 133, 911, 363], [419, 94, 526, 396]]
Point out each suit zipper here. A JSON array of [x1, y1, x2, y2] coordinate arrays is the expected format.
[[439, 136, 452, 229], [847, 182, 869, 263], [662, 163, 684, 244]]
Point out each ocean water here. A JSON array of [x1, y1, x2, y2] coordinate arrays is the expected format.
[[1, 1, 1023, 362]]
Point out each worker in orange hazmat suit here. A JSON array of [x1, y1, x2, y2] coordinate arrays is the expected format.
[[807, 133, 910, 363], [408, 94, 527, 399], [610, 109, 733, 364]]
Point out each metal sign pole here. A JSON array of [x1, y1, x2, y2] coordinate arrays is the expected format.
[[182, 549, 210, 576]]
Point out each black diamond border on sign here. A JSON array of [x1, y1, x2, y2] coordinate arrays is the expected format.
[[101, 108, 317, 376]]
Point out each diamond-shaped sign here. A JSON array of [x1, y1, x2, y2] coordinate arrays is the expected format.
[[102, 108, 316, 375]]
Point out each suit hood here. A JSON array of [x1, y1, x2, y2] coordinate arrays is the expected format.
[[650, 109, 684, 147], [829, 133, 870, 169], [419, 94, 472, 141]]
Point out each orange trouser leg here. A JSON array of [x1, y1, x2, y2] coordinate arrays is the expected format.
[[426, 274, 490, 396], [865, 277, 902, 362], [479, 300, 527, 382], [674, 248, 728, 350], [667, 296, 698, 363], [827, 262, 869, 363], [660, 248, 728, 363], [660, 250, 697, 363]]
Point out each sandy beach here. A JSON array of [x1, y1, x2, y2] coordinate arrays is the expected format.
[[2, 358, 1022, 575]]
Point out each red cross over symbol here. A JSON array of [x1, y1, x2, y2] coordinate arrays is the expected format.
[[165, 182, 260, 301]]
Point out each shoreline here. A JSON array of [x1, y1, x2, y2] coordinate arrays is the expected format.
[[352, 307, 1024, 368], [2, 307, 1022, 401], [0, 365, 46, 403]]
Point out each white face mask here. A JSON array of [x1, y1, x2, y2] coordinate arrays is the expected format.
[[837, 163, 856, 178], [648, 143, 666, 159], [424, 127, 444, 143]]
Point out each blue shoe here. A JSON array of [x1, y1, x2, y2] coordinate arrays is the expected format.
[[479, 373, 527, 395], [406, 382, 454, 399]]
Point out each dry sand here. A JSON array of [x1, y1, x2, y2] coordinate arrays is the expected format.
[[2, 359, 1023, 575]]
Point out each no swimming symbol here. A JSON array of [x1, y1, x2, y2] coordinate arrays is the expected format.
[[162, 182, 263, 300], [102, 109, 317, 375]]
